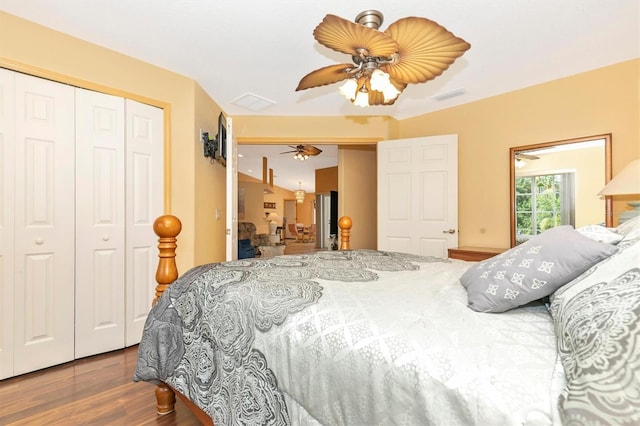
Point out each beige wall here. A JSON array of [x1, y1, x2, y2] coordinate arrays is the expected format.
[[339, 146, 377, 249], [400, 59, 639, 248], [233, 115, 396, 142], [193, 85, 227, 265], [238, 180, 270, 234], [296, 195, 315, 226]]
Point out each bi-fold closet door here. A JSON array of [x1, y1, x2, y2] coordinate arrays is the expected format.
[[0, 69, 163, 379]]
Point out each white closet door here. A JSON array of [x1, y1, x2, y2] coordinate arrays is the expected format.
[[125, 99, 163, 346], [0, 68, 16, 379], [13, 73, 75, 375], [74, 88, 126, 358]]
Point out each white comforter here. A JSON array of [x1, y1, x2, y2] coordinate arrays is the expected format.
[[135, 250, 563, 425]]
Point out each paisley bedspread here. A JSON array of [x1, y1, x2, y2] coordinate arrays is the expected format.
[[134, 249, 563, 425]]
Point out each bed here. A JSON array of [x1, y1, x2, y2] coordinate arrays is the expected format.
[[134, 214, 640, 425]]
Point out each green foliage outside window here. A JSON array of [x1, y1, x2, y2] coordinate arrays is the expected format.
[[515, 174, 563, 239]]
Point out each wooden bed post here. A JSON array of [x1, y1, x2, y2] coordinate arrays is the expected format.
[[338, 216, 352, 250], [152, 214, 182, 415], [153, 214, 182, 305]]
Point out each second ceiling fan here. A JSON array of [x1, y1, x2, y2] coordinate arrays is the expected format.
[[281, 144, 323, 161]]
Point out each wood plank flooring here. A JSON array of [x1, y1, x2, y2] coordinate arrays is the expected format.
[[282, 241, 319, 255], [1, 244, 319, 425], [0, 346, 201, 426]]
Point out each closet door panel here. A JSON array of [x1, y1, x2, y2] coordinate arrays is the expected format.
[[13, 73, 75, 375], [0, 68, 15, 379], [125, 100, 163, 346], [75, 88, 126, 358]]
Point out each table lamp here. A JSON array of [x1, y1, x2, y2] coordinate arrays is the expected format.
[[597, 158, 640, 223], [265, 212, 280, 235]]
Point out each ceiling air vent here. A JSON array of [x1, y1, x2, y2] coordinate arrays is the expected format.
[[232, 92, 276, 112], [432, 88, 466, 101]]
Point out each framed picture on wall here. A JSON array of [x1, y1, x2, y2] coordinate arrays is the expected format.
[[264, 202, 276, 209]]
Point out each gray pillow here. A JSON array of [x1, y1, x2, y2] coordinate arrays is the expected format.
[[549, 240, 640, 424], [461, 225, 617, 313], [554, 268, 640, 424]]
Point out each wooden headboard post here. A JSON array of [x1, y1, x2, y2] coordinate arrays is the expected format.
[[153, 214, 182, 305], [338, 216, 352, 250], [152, 214, 182, 415]]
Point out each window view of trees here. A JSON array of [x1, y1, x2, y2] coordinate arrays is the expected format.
[[515, 172, 575, 244]]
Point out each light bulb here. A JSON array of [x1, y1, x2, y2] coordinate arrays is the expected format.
[[369, 69, 390, 92], [338, 79, 358, 101], [382, 84, 401, 102], [353, 90, 369, 107]]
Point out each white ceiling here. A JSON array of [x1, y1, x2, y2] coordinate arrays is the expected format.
[[2, 0, 637, 192]]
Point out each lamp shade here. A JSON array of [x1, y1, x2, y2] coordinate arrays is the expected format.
[[266, 212, 280, 223], [598, 159, 640, 196]]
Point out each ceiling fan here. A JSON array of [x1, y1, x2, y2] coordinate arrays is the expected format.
[[515, 153, 540, 160], [296, 10, 470, 107], [514, 153, 539, 168], [281, 144, 323, 161]]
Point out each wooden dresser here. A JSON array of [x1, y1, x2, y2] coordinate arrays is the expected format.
[[448, 246, 507, 261]]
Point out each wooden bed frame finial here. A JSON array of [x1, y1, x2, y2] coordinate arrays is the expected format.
[[338, 216, 352, 250], [152, 214, 182, 416], [153, 214, 182, 305]]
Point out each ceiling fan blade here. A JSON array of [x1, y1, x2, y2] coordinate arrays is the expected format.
[[280, 150, 297, 154], [313, 14, 398, 57], [296, 63, 355, 91], [302, 145, 323, 156], [517, 153, 540, 160], [383, 17, 470, 84]]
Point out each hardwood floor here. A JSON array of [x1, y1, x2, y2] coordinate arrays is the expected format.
[[0, 244, 319, 425], [283, 241, 319, 255], [0, 346, 201, 425]]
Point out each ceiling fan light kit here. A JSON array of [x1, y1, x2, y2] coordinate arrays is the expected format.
[[296, 9, 471, 107], [281, 144, 323, 161]]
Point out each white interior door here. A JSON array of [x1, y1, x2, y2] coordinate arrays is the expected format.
[[226, 117, 238, 261], [124, 99, 164, 346], [0, 68, 16, 379], [13, 72, 76, 375], [377, 135, 458, 257], [75, 88, 126, 358]]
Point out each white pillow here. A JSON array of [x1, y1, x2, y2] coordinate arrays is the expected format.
[[616, 215, 640, 237], [575, 224, 623, 244]]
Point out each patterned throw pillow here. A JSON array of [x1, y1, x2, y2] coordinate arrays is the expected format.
[[550, 240, 640, 424], [460, 226, 618, 313]]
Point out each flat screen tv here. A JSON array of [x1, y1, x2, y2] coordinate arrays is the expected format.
[[216, 112, 226, 167]]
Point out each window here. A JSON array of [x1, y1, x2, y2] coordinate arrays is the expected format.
[[515, 172, 575, 244]]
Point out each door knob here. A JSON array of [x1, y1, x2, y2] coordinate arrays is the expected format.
[[102, 235, 110, 241], [442, 229, 456, 234], [35, 237, 44, 245]]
